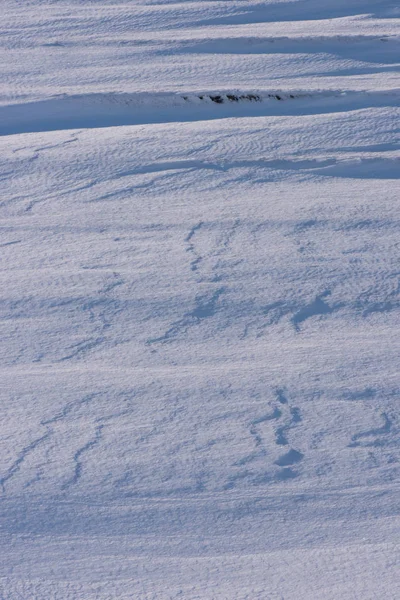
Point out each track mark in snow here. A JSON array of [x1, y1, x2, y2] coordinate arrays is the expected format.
[[263, 300, 295, 326], [249, 407, 282, 450], [275, 406, 302, 446], [190, 287, 225, 320], [276, 388, 289, 405], [41, 393, 101, 426], [62, 425, 104, 489], [273, 401, 303, 480], [292, 290, 336, 331], [58, 273, 125, 361], [275, 467, 299, 480], [152, 221, 242, 344], [342, 388, 377, 401], [100, 271, 125, 295], [250, 390, 302, 450], [0, 393, 106, 493], [151, 220, 243, 344], [0, 240, 21, 248], [33, 136, 79, 154], [185, 221, 204, 272], [149, 288, 225, 344], [252, 407, 283, 425], [1, 392, 105, 493], [59, 336, 106, 361], [274, 449, 304, 466], [349, 413, 394, 448], [233, 390, 304, 485], [0, 431, 51, 493], [218, 218, 241, 252], [185, 219, 241, 282]]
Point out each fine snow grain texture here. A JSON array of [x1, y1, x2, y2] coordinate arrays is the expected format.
[[0, 1, 399, 599]]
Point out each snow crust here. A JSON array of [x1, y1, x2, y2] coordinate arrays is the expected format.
[[0, 0, 399, 598]]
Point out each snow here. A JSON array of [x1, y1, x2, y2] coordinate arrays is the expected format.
[[0, 1, 399, 598]]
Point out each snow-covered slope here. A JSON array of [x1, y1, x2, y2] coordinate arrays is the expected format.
[[1, 1, 399, 599]]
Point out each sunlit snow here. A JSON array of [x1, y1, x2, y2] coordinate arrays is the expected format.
[[1, 1, 399, 598]]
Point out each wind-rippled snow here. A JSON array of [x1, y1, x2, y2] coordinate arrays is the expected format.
[[0, 1, 399, 598]]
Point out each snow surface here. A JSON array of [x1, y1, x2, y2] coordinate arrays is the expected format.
[[1, 0, 400, 598]]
